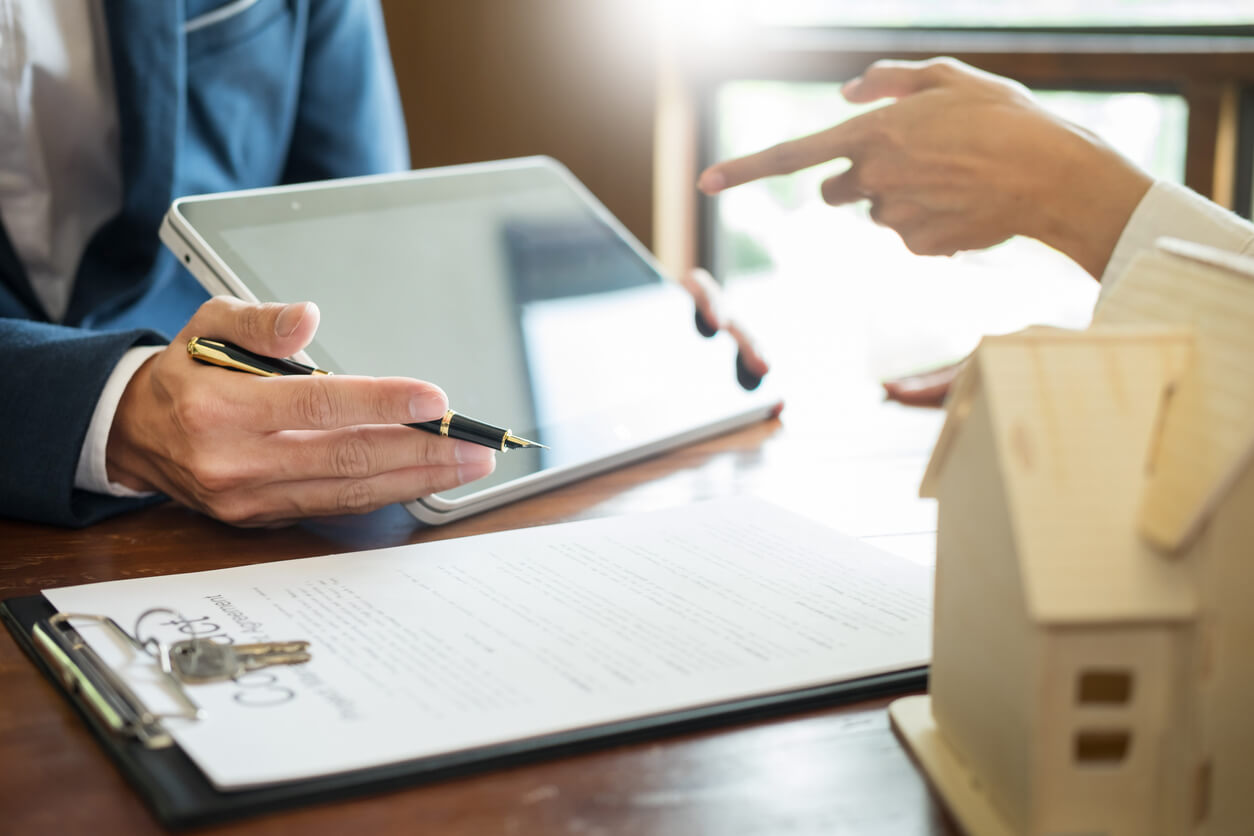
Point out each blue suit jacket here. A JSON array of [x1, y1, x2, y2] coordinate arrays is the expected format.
[[0, 0, 409, 526]]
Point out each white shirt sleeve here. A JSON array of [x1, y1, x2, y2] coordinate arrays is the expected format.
[[1100, 180, 1254, 292], [74, 345, 166, 496]]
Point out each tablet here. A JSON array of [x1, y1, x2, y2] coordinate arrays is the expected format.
[[160, 156, 780, 524]]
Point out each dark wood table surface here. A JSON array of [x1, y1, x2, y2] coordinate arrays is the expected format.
[[0, 266, 962, 833], [0, 410, 958, 835]]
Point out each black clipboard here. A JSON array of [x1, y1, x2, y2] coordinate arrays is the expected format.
[[3, 592, 927, 829]]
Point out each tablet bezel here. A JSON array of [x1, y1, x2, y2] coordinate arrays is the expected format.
[[160, 156, 780, 524]]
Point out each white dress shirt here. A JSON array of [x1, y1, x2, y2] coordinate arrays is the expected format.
[[0, 0, 120, 322], [0, 0, 155, 497], [1101, 180, 1254, 290]]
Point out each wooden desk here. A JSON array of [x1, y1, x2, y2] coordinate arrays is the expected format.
[[0, 263, 958, 832], [0, 406, 958, 834]]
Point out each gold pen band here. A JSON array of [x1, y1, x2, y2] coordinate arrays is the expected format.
[[439, 410, 455, 437]]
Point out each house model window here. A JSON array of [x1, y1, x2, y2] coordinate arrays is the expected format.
[[1076, 670, 1133, 705], [1075, 730, 1131, 766]]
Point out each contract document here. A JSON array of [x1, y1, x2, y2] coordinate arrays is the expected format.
[[43, 497, 931, 791]]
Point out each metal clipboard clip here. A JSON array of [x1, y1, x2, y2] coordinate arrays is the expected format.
[[31, 608, 205, 750]]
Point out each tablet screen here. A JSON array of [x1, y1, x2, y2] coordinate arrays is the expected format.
[[175, 158, 774, 503]]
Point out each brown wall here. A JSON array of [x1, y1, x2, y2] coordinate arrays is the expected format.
[[380, 1, 659, 248]]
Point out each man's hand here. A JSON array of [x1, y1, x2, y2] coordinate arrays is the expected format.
[[106, 297, 496, 527], [698, 58, 1152, 279], [881, 360, 966, 408]]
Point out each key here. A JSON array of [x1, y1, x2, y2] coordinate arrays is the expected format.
[[168, 639, 311, 684]]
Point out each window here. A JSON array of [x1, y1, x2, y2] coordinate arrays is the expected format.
[[653, 19, 1254, 379], [1076, 669, 1134, 704], [1075, 729, 1132, 765], [739, 1, 1254, 28], [707, 83, 1188, 373]]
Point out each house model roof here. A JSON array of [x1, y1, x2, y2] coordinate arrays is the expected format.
[[1093, 239, 1254, 552], [920, 326, 1197, 624]]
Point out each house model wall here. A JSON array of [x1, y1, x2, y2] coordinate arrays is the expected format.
[[890, 239, 1254, 836]]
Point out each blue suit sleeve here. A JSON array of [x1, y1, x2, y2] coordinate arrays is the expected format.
[[0, 319, 167, 526], [281, 0, 410, 182], [1, 0, 407, 527]]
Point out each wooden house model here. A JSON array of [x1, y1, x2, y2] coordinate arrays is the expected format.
[[890, 239, 1254, 836]]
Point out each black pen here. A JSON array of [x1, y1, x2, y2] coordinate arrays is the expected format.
[[186, 337, 547, 452]]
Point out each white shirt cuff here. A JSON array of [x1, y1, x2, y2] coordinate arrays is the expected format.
[[74, 344, 166, 496], [1100, 180, 1254, 294]]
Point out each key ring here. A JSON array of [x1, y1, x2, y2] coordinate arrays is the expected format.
[[133, 606, 197, 678]]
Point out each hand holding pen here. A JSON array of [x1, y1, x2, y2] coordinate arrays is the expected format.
[[186, 337, 545, 451], [104, 298, 498, 527]]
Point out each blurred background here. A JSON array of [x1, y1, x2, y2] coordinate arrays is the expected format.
[[379, 1, 1254, 380], [371, 3, 1253, 547]]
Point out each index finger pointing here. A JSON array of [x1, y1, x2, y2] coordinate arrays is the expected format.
[[697, 117, 871, 194]]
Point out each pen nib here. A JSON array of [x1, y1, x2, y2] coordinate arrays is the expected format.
[[504, 433, 548, 451]]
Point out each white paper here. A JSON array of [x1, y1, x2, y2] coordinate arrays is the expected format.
[[44, 497, 931, 790]]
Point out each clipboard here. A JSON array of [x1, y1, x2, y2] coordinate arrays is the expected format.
[[2, 592, 927, 829]]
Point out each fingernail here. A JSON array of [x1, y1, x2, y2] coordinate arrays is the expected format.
[[458, 454, 496, 483], [736, 351, 764, 391], [410, 390, 448, 421], [694, 309, 717, 338], [454, 442, 495, 465], [275, 302, 307, 337], [698, 170, 725, 194]]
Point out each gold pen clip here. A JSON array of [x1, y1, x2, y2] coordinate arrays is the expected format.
[[186, 338, 329, 377], [186, 337, 282, 377]]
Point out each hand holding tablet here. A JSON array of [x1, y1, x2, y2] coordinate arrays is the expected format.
[[156, 157, 780, 524]]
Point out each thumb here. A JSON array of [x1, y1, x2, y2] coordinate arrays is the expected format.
[[843, 58, 951, 103], [819, 169, 864, 206], [179, 297, 321, 359]]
